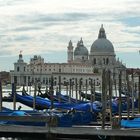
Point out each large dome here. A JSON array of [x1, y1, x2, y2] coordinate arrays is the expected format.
[[90, 38, 114, 53], [74, 38, 88, 56], [90, 25, 115, 55]]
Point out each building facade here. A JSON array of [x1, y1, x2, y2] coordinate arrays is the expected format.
[[10, 25, 126, 87], [10, 54, 100, 87]]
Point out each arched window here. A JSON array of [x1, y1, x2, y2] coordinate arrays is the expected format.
[[59, 68, 61, 72], [17, 66, 19, 72], [103, 58, 105, 64], [93, 58, 96, 64], [106, 58, 109, 65]]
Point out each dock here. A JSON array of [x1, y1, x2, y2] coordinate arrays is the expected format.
[[0, 115, 140, 139]]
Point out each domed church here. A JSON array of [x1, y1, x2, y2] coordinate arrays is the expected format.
[[11, 25, 126, 86], [67, 24, 125, 73]]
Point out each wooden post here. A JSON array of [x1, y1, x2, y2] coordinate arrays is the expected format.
[[29, 82, 31, 95], [113, 68, 117, 97], [58, 75, 61, 93], [0, 81, 2, 111], [12, 83, 16, 110], [90, 78, 93, 112], [75, 78, 78, 103], [126, 72, 130, 120], [118, 71, 122, 125], [85, 79, 88, 101], [45, 85, 48, 94], [131, 69, 134, 117], [71, 80, 74, 98], [33, 82, 37, 110], [79, 78, 82, 101], [102, 69, 106, 129], [69, 78, 72, 103], [108, 70, 112, 124], [50, 75, 54, 109], [56, 87, 61, 103], [90, 79, 93, 101], [66, 81, 68, 96], [138, 75, 140, 113], [93, 80, 96, 101]]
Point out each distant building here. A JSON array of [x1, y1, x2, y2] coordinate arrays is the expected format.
[[126, 68, 140, 93], [0, 71, 10, 85], [68, 24, 125, 73], [10, 25, 126, 86], [10, 54, 100, 86]]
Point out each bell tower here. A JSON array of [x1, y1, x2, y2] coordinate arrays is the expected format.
[[67, 40, 74, 63]]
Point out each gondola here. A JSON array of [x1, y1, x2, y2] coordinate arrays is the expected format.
[[15, 93, 102, 112]]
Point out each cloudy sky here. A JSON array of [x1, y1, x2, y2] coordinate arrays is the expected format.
[[0, 0, 140, 71]]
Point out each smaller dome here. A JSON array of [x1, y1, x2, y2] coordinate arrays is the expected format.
[[74, 38, 88, 56]]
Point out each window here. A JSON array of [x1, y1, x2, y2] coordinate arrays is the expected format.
[[106, 58, 109, 65], [93, 58, 96, 64], [103, 58, 105, 64], [17, 66, 19, 72], [14, 76, 17, 84]]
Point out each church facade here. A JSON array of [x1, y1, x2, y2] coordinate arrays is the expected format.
[[10, 25, 126, 87], [67, 25, 125, 73]]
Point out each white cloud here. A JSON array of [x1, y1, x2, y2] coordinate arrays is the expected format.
[[0, 0, 140, 70]]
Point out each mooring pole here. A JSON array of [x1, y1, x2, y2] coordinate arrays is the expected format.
[[69, 78, 72, 103], [102, 69, 106, 129], [66, 81, 68, 96], [75, 78, 78, 103], [50, 75, 54, 109], [12, 83, 16, 110], [90, 78, 93, 112], [33, 82, 37, 110], [58, 75, 61, 93], [0, 81, 2, 111], [118, 70, 122, 125], [72, 80, 74, 98], [138, 74, 140, 113], [131, 69, 134, 117], [85, 79, 88, 101], [79, 78, 82, 101], [126, 71, 130, 120], [108, 70, 112, 124], [29, 82, 31, 95], [90, 78, 93, 102], [93, 80, 96, 101]]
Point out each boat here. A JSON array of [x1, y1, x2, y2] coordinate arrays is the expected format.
[[121, 118, 140, 128], [37, 90, 85, 103], [0, 110, 46, 126], [15, 93, 102, 112], [0, 109, 97, 127]]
